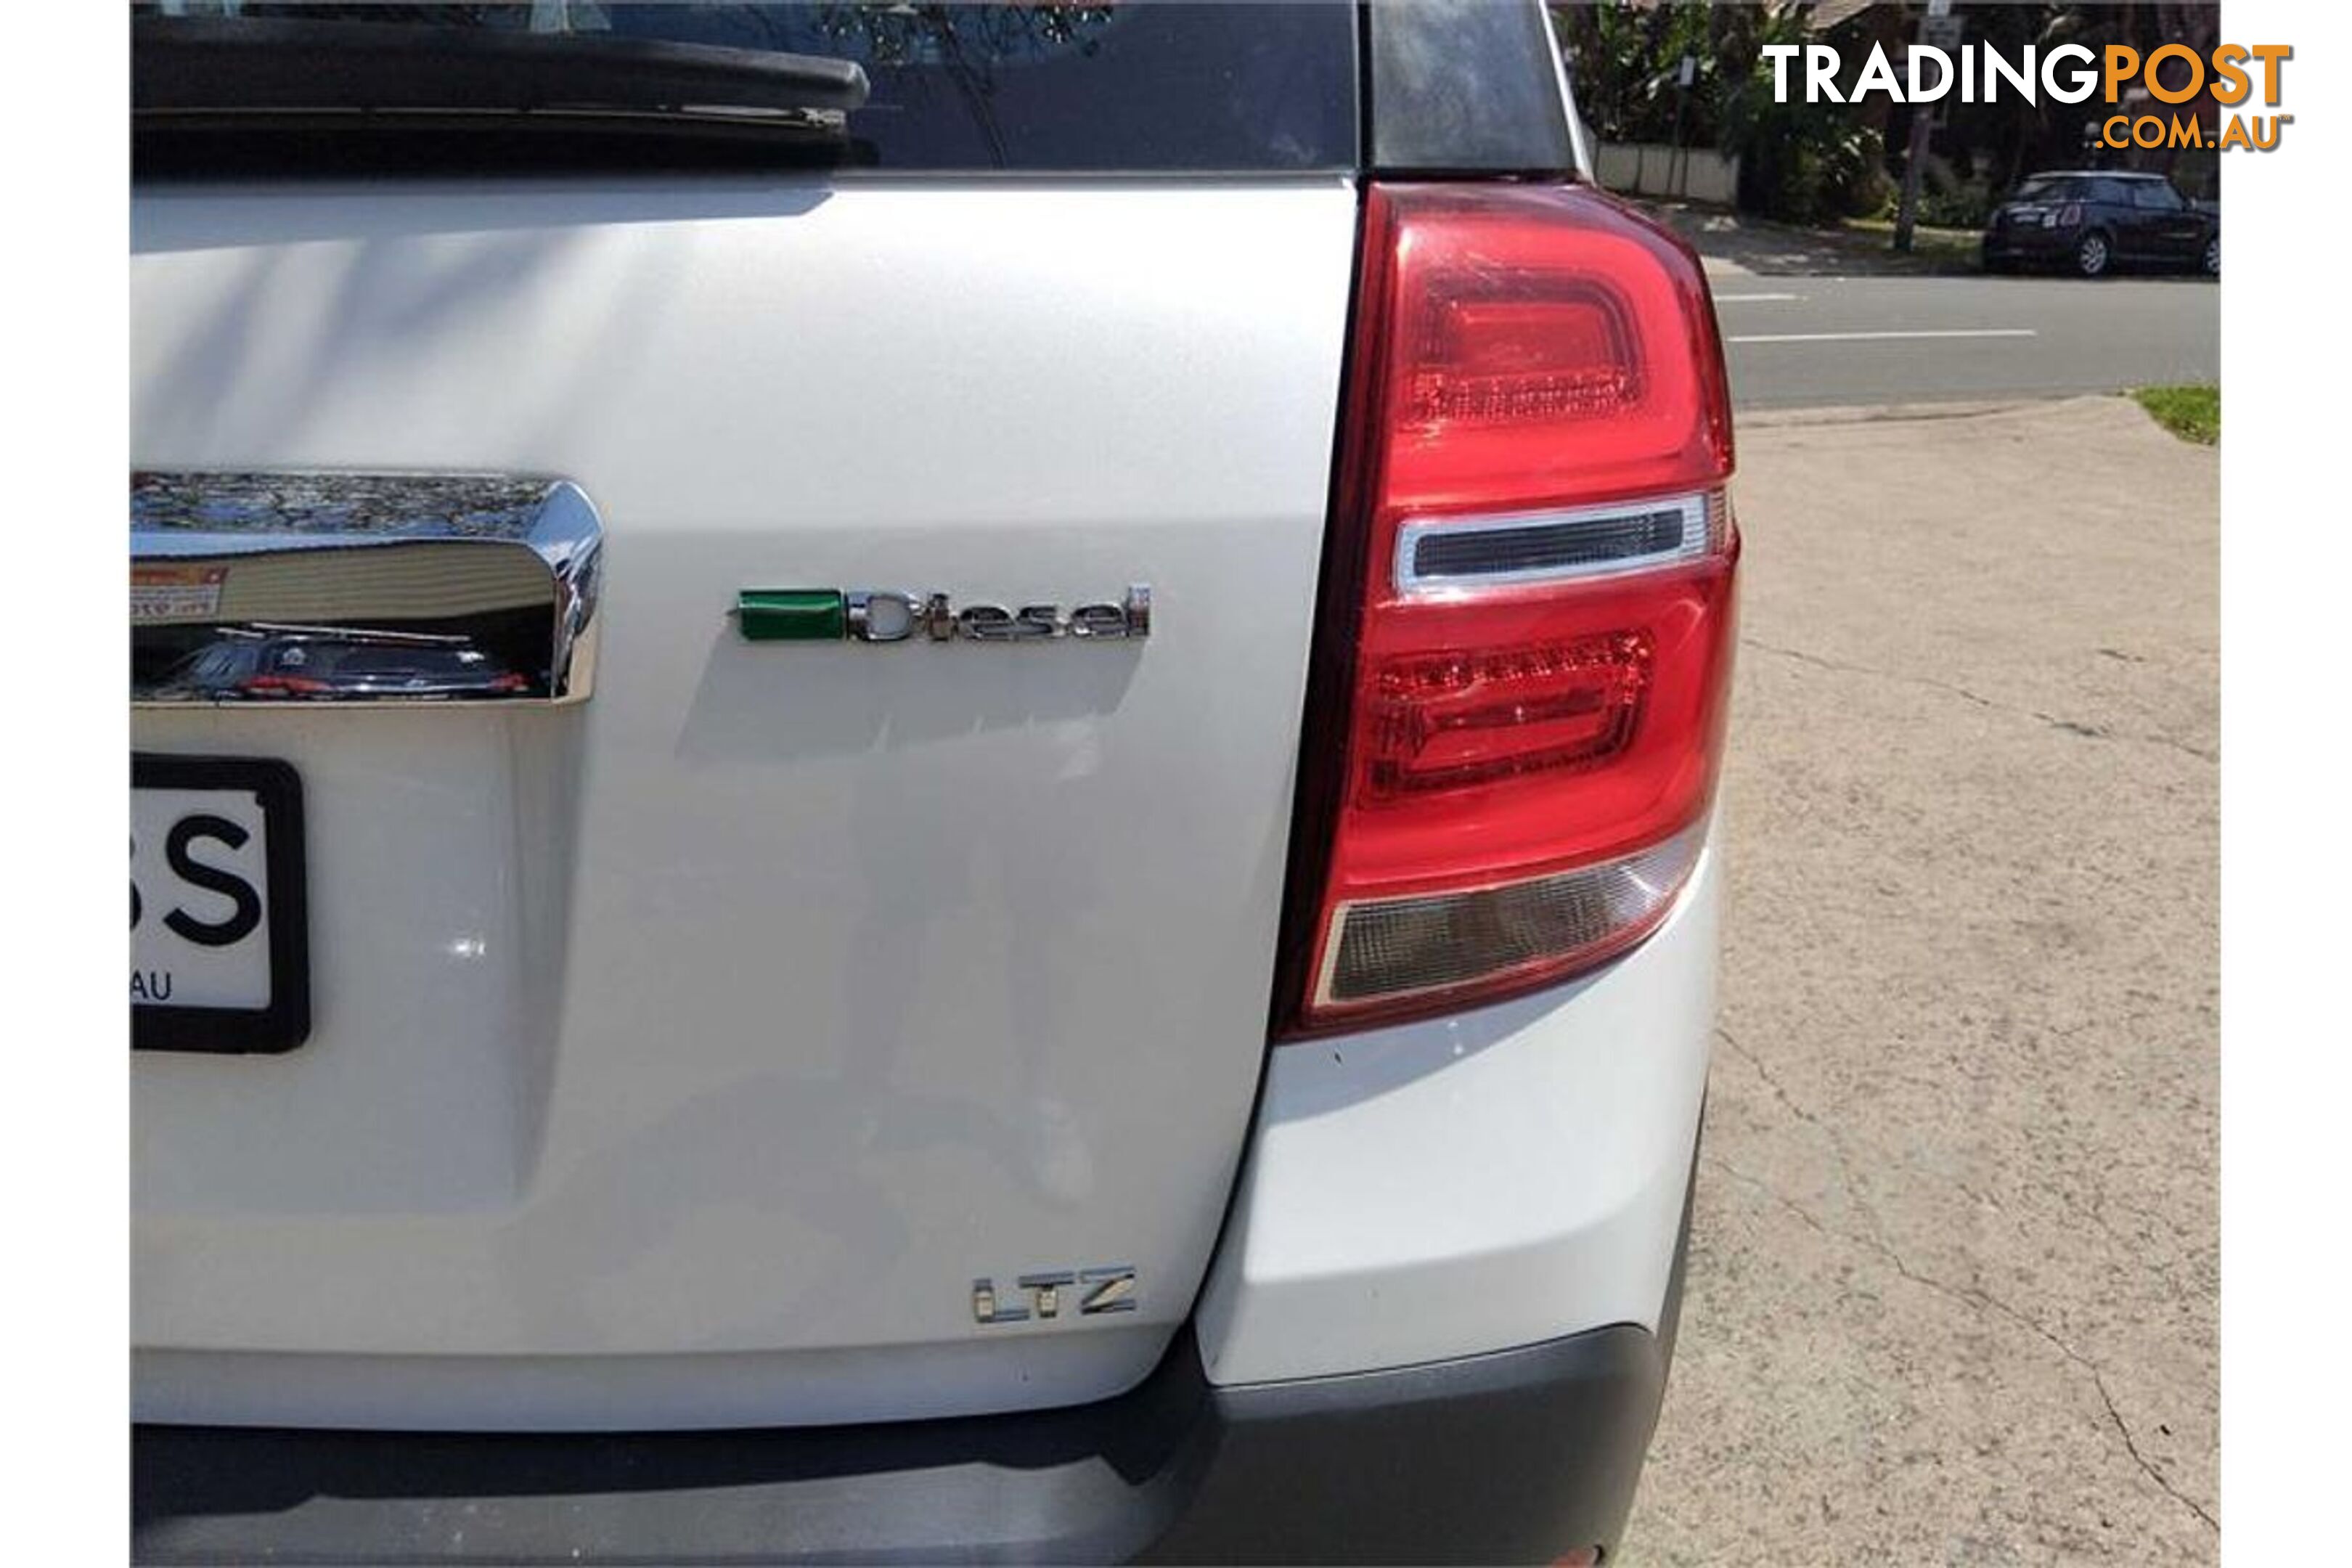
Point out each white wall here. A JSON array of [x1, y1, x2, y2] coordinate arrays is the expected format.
[[1596, 142, 1741, 206]]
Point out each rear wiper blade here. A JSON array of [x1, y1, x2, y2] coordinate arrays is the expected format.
[[133, 16, 870, 123]]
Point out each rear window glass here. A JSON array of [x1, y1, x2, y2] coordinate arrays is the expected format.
[[133, 1, 1359, 174], [2011, 176, 2078, 203]]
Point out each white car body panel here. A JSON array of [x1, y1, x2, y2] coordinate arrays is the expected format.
[[1195, 836, 1718, 1386], [131, 177, 1357, 1428]]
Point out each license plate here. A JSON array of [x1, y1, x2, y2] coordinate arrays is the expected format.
[[132, 755, 310, 1053]]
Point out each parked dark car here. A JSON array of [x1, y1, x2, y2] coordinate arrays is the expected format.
[[1982, 171, 2218, 278], [151, 628, 531, 701]]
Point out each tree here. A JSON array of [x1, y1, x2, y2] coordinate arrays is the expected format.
[[1555, 1, 1886, 224], [1554, 3, 2220, 224]]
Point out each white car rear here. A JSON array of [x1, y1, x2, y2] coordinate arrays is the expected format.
[[131, 5, 1732, 1561]]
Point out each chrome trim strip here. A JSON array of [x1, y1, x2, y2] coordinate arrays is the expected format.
[[1393, 491, 1713, 597], [1539, 0, 1597, 184], [131, 472, 602, 707]]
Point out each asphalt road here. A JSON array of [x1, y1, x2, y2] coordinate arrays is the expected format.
[[1622, 396, 2217, 1563], [1710, 270, 2220, 409]]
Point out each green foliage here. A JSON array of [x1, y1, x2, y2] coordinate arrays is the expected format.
[[1914, 163, 1997, 230], [1553, 1, 1724, 146], [1553, 4, 2223, 227], [1916, 187, 1991, 229], [1555, 0, 1886, 224], [1709, 4, 1886, 224], [2132, 385, 2219, 446]]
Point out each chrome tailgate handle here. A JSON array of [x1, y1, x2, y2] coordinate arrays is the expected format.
[[130, 472, 601, 707]]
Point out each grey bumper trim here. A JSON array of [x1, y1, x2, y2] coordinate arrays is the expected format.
[[134, 1320, 1667, 1566]]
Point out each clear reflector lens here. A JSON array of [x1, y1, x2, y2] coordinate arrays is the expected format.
[[1320, 820, 1705, 1010]]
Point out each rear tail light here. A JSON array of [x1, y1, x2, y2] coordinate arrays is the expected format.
[[240, 674, 331, 697], [1275, 182, 1738, 1038]]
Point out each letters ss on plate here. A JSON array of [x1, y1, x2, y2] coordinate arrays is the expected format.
[[130, 471, 603, 706], [131, 754, 311, 1053], [973, 1265, 1138, 1325]]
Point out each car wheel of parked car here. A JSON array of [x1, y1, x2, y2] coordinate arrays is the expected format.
[[2075, 230, 2112, 278], [2204, 235, 2220, 277]]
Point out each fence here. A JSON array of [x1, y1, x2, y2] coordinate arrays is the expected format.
[[1594, 142, 1741, 206]]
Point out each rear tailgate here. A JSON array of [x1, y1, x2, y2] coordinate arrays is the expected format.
[[131, 7, 1360, 1430]]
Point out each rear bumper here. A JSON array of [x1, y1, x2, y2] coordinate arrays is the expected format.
[[135, 1316, 1673, 1566], [138, 794, 1718, 1565], [1196, 831, 1719, 1384]]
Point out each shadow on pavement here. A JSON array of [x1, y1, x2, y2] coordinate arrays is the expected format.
[[1628, 195, 2219, 286], [1626, 196, 1980, 277]]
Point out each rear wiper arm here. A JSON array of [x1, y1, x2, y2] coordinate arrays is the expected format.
[[134, 16, 870, 124]]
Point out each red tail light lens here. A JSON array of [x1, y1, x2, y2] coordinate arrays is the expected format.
[[241, 674, 332, 697], [1278, 183, 1738, 1037]]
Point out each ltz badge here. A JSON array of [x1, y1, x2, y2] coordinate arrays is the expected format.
[[972, 1265, 1138, 1326]]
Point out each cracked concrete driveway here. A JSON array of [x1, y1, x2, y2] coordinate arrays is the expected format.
[[1625, 396, 2218, 1563]]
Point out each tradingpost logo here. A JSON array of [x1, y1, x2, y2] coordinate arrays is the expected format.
[[1763, 38, 2294, 153]]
